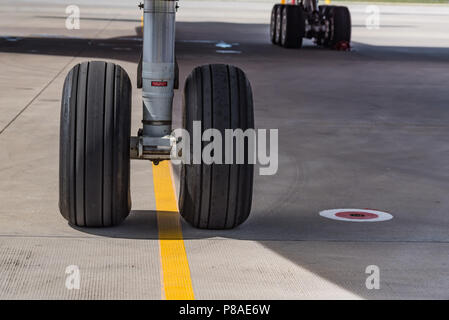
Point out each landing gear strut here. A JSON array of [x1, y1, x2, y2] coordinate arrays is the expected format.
[[59, 0, 254, 229], [270, 0, 351, 49]]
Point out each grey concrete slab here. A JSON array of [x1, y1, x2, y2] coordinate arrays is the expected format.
[[1, 0, 449, 299], [185, 240, 449, 299], [0, 237, 161, 299]]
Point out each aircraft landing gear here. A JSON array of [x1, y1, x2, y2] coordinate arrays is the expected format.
[[58, 0, 254, 229], [270, 1, 351, 50]]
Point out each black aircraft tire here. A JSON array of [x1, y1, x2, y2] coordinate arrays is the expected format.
[[328, 6, 351, 47], [274, 4, 284, 45], [270, 4, 281, 44], [179, 64, 254, 229], [281, 5, 305, 48], [59, 61, 132, 227]]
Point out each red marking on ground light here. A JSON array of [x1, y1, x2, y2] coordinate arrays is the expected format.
[[335, 211, 379, 220], [334, 41, 351, 51]]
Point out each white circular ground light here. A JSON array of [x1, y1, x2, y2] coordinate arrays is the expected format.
[[319, 208, 393, 222]]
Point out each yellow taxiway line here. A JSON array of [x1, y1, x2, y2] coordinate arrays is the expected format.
[[152, 161, 195, 300]]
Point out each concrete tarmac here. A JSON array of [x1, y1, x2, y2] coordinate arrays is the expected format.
[[1, 0, 449, 299]]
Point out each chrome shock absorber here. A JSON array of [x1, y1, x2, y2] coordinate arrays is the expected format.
[[142, 0, 176, 139]]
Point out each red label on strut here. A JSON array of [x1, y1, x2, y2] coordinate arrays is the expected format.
[[151, 81, 168, 87]]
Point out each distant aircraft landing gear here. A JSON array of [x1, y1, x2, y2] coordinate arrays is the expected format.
[[270, 0, 351, 50], [58, 0, 254, 229]]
